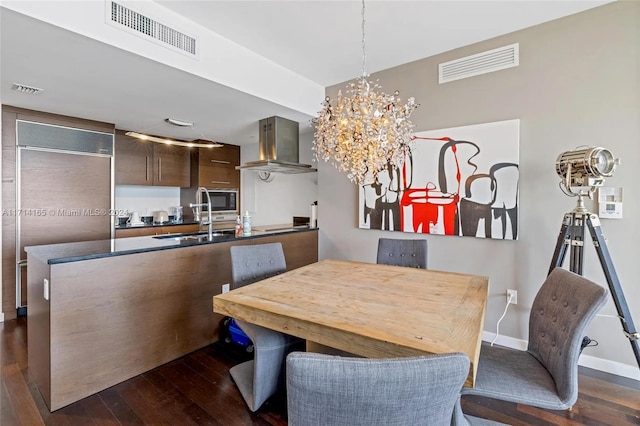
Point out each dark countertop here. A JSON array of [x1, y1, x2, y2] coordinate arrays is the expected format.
[[25, 227, 318, 265]]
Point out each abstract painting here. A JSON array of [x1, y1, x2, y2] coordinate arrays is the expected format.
[[359, 119, 519, 239]]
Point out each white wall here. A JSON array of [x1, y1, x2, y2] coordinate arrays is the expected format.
[[114, 185, 181, 219], [318, 1, 640, 379], [240, 132, 318, 226]]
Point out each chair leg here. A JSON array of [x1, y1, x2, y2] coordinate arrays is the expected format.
[[229, 360, 258, 410], [232, 320, 302, 412]]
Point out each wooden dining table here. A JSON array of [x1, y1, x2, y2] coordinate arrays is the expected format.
[[213, 258, 489, 387]]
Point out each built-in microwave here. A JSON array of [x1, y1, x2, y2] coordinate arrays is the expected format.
[[195, 188, 238, 222]]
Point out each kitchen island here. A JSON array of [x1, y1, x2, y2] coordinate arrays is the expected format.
[[26, 227, 318, 411]]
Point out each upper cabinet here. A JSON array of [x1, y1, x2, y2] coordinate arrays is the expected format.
[[115, 131, 190, 187], [196, 144, 240, 189], [199, 143, 240, 168], [114, 131, 153, 185], [153, 143, 191, 187]]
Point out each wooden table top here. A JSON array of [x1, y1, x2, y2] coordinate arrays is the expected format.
[[213, 258, 489, 387]]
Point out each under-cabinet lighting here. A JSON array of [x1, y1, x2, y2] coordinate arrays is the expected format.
[[125, 131, 223, 148]]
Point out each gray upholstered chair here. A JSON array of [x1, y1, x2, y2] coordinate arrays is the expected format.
[[286, 352, 503, 426], [376, 237, 428, 268], [228, 243, 302, 412], [460, 267, 608, 413]]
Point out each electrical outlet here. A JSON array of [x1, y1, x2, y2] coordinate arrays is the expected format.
[[222, 283, 230, 293], [507, 289, 517, 304]]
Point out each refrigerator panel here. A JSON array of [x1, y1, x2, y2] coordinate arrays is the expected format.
[[18, 149, 112, 307]]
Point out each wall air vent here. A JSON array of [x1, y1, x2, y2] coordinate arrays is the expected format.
[[439, 43, 519, 84], [109, 1, 196, 55], [11, 83, 44, 95]]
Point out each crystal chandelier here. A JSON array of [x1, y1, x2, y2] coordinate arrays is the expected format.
[[312, 0, 419, 186]]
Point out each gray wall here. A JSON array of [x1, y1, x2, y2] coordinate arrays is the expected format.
[[318, 1, 640, 375]]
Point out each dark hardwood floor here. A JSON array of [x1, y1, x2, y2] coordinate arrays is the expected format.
[[1, 316, 638, 425]]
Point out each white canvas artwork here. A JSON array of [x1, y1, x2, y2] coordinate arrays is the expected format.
[[359, 119, 520, 239]]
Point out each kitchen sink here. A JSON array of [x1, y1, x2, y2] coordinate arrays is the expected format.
[[152, 230, 235, 241]]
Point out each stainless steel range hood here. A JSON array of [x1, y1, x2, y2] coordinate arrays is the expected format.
[[236, 116, 317, 174]]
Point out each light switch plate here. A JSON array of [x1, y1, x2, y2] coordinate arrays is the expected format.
[[222, 283, 230, 293]]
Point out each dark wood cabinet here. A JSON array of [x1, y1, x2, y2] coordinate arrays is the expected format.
[[153, 143, 190, 187], [114, 132, 153, 185], [197, 144, 240, 188], [198, 165, 240, 188], [199, 144, 240, 167], [115, 131, 191, 187]]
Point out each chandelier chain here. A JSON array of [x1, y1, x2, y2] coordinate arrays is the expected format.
[[361, 0, 366, 77], [312, 0, 419, 185]]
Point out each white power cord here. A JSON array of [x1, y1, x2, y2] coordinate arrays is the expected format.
[[597, 313, 623, 320], [491, 293, 515, 346]]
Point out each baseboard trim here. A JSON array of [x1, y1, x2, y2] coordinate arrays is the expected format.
[[482, 331, 640, 381]]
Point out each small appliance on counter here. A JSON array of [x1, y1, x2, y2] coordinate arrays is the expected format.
[[169, 206, 183, 224], [152, 210, 169, 225], [127, 211, 144, 227]]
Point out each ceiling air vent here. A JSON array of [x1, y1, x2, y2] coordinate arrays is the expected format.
[[11, 83, 44, 95], [439, 43, 519, 84], [109, 1, 196, 55]]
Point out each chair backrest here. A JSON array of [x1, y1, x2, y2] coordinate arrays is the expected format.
[[376, 238, 428, 268], [230, 243, 287, 288], [286, 352, 469, 426], [527, 267, 608, 405]]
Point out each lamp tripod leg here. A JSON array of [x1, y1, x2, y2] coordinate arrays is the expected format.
[[548, 213, 572, 275], [568, 212, 585, 275], [585, 214, 640, 369], [550, 209, 640, 370]]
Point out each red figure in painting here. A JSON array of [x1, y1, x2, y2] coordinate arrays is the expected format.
[[361, 129, 519, 239], [400, 137, 480, 235]]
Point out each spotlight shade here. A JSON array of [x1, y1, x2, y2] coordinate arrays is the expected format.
[[592, 149, 616, 176], [556, 147, 618, 188]]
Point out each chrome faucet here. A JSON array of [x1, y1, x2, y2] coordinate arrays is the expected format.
[[189, 187, 213, 239]]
